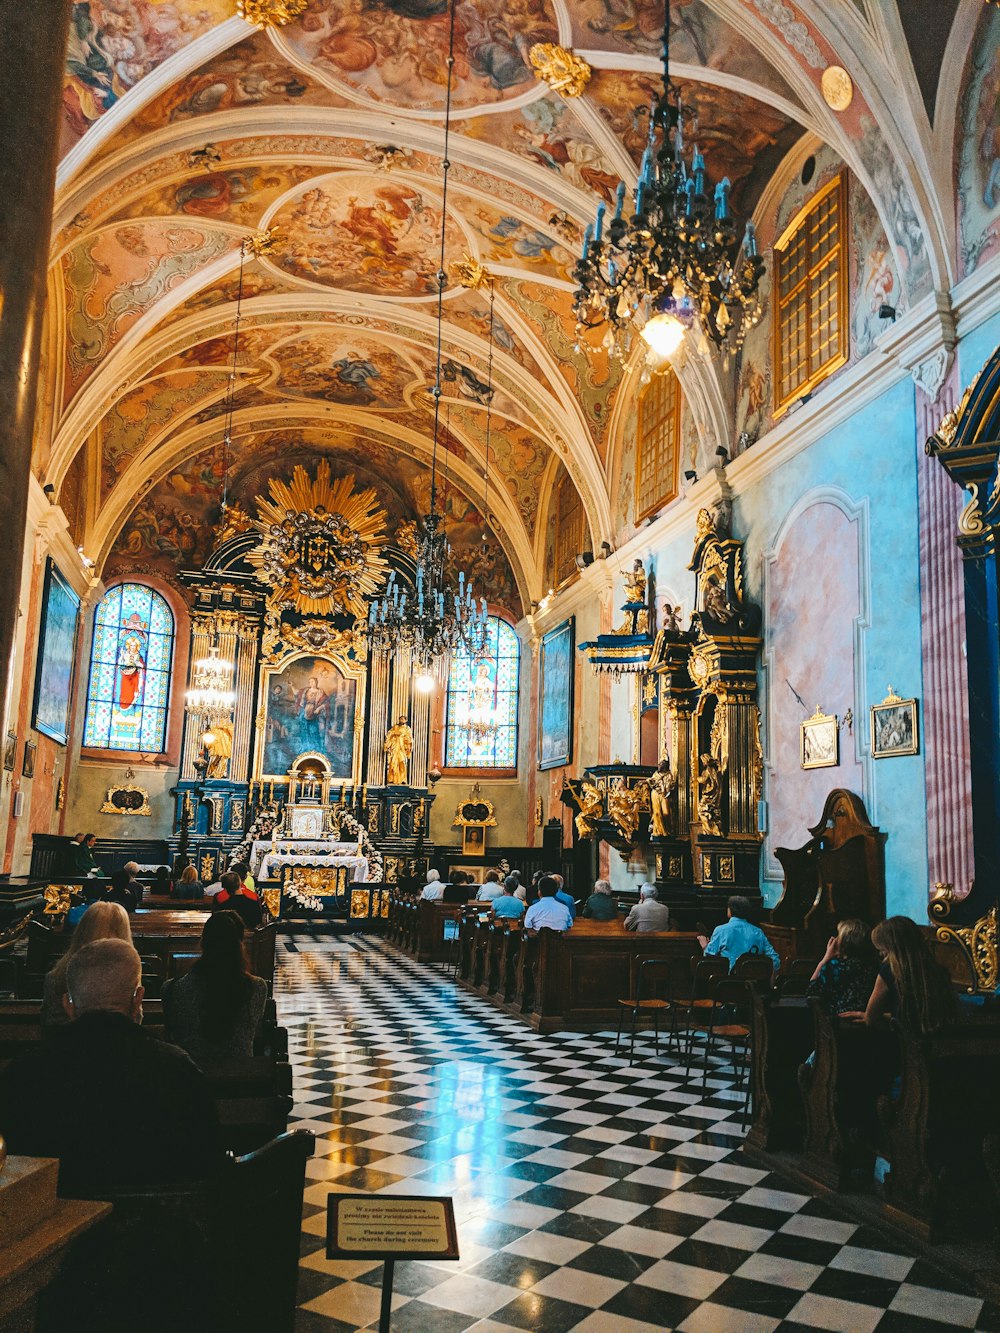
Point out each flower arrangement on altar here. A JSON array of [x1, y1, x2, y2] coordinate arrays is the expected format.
[[283, 883, 324, 914], [338, 807, 384, 882]]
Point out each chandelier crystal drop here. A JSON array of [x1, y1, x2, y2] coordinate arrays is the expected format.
[[184, 645, 236, 733], [572, 2, 765, 357]]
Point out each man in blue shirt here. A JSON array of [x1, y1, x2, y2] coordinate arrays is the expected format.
[[698, 896, 780, 973], [524, 877, 573, 933], [551, 873, 577, 920], [491, 880, 526, 921]]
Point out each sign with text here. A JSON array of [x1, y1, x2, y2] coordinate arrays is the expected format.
[[327, 1195, 459, 1261]]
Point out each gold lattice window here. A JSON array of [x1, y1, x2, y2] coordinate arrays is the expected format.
[[553, 470, 585, 586], [773, 173, 849, 416], [636, 365, 681, 521]]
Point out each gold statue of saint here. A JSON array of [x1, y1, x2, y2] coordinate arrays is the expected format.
[[574, 781, 604, 840], [646, 757, 676, 837], [607, 785, 640, 844], [384, 716, 413, 785], [624, 558, 646, 606], [205, 721, 233, 779], [698, 754, 724, 836]]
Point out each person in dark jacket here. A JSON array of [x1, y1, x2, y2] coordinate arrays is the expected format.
[[0, 939, 222, 1195], [210, 871, 263, 928], [582, 878, 618, 922], [103, 868, 138, 913]]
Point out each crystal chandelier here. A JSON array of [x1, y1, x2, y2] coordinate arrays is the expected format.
[[363, 0, 488, 675], [184, 645, 236, 744], [572, 2, 765, 357]]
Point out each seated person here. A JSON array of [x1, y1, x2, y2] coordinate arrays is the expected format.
[[846, 915, 958, 1034], [231, 860, 256, 894], [42, 902, 132, 1028], [151, 865, 173, 898], [66, 882, 101, 928], [443, 870, 475, 904], [551, 874, 577, 919], [0, 939, 222, 1194], [162, 911, 267, 1069], [420, 869, 445, 901], [103, 868, 138, 913], [582, 878, 618, 922], [523, 876, 573, 933], [807, 918, 878, 1015], [698, 895, 780, 972], [70, 832, 99, 876], [174, 864, 205, 901], [211, 871, 263, 928], [511, 872, 529, 904], [490, 878, 526, 921], [122, 861, 145, 905], [476, 869, 505, 903], [624, 883, 671, 932]]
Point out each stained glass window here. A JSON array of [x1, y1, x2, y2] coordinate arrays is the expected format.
[[445, 616, 520, 770], [83, 584, 174, 753]]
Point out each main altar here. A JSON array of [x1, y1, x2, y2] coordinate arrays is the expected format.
[[168, 464, 440, 909]]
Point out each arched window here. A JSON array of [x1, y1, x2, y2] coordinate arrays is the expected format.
[[83, 583, 174, 752], [636, 364, 681, 519], [445, 616, 520, 770]]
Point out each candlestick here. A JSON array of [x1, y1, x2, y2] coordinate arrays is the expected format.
[[594, 202, 606, 244], [613, 180, 625, 221]]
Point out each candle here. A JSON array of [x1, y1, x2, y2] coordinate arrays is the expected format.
[[636, 182, 645, 216], [714, 177, 731, 221], [582, 222, 593, 260], [614, 180, 625, 220], [744, 220, 758, 257], [693, 147, 705, 195], [594, 202, 605, 243]]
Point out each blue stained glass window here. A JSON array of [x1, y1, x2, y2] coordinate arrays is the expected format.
[[83, 584, 174, 753], [445, 616, 519, 770]]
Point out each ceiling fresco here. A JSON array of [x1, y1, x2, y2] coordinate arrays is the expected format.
[[41, 0, 979, 615]]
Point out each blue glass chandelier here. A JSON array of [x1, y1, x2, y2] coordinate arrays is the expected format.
[[572, 2, 765, 357]]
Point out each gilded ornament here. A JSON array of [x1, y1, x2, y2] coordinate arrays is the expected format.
[[452, 255, 493, 291], [453, 783, 498, 827], [200, 853, 216, 882], [235, 0, 306, 30], [394, 519, 419, 558], [261, 887, 281, 918], [570, 779, 604, 840], [100, 783, 152, 816], [820, 65, 853, 111], [607, 785, 640, 844], [241, 226, 282, 257], [958, 484, 986, 539], [216, 502, 254, 544], [363, 143, 413, 172], [248, 462, 388, 619], [528, 43, 592, 97], [43, 885, 76, 915], [384, 716, 413, 785], [935, 903, 998, 993]]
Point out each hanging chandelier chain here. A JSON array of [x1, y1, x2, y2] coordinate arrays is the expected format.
[[429, 0, 459, 514], [482, 278, 495, 540]]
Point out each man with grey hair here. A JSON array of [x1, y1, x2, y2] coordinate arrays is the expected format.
[[0, 939, 221, 1194], [623, 882, 671, 933]]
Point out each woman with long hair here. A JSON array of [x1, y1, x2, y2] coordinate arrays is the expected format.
[[42, 901, 132, 1026], [174, 864, 204, 901], [851, 915, 958, 1035], [162, 910, 267, 1067]]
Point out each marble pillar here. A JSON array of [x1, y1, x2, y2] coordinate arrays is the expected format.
[[0, 0, 73, 726]]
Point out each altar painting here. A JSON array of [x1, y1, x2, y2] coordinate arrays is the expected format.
[[260, 655, 358, 779]]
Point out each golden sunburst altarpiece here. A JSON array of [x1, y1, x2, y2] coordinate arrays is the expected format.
[[248, 462, 388, 619]]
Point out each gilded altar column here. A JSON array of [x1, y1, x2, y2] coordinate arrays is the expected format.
[[181, 615, 216, 779], [0, 0, 73, 732], [717, 695, 763, 839], [365, 651, 390, 783], [227, 612, 258, 780], [663, 701, 693, 832]]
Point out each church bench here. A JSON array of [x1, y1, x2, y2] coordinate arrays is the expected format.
[[746, 991, 814, 1153], [37, 1129, 314, 1333], [879, 1020, 1000, 1241], [796, 999, 898, 1191], [208, 1059, 294, 1155]]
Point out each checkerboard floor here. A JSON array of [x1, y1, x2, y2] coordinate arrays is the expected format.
[[278, 935, 999, 1332]]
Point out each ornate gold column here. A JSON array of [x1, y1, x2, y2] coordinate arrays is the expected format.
[[227, 611, 258, 780], [181, 615, 215, 779], [365, 650, 390, 783]]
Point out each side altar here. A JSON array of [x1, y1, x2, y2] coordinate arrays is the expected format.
[[167, 466, 441, 902]]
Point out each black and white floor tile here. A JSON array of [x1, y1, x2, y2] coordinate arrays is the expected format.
[[277, 935, 998, 1333]]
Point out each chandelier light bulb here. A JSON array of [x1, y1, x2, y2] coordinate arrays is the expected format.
[[415, 671, 436, 694], [640, 313, 685, 358]]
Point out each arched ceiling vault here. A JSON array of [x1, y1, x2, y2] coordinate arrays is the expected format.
[[42, 0, 976, 618]]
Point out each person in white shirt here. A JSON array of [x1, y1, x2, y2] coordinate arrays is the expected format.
[[420, 870, 445, 902], [476, 870, 504, 903], [623, 883, 672, 933], [523, 877, 573, 933]]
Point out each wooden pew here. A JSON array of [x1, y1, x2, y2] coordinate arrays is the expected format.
[[746, 991, 814, 1153], [880, 1019, 1000, 1241], [797, 1000, 897, 1191], [39, 1130, 314, 1333]]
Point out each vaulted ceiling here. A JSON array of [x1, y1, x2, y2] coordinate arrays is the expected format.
[[41, 0, 986, 617]]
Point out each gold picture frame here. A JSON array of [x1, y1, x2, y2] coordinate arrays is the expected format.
[[871, 688, 919, 759], [800, 707, 839, 770], [254, 649, 366, 783]]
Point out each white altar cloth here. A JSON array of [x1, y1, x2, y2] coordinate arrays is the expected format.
[[250, 839, 361, 878], [258, 851, 368, 883]]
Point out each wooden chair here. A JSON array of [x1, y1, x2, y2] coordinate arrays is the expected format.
[[688, 977, 755, 1125], [673, 957, 729, 1067], [775, 957, 819, 998], [615, 958, 673, 1065], [732, 954, 776, 990]]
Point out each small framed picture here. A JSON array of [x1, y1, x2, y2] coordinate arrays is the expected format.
[[800, 708, 839, 769], [22, 741, 36, 779], [3, 731, 16, 772], [871, 689, 919, 758], [462, 825, 486, 857]]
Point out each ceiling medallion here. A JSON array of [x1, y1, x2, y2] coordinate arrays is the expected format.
[[529, 44, 592, 98], [821, 65, 854, 111], [235, 0, 307, 29], [248, 462, 388, 619]]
